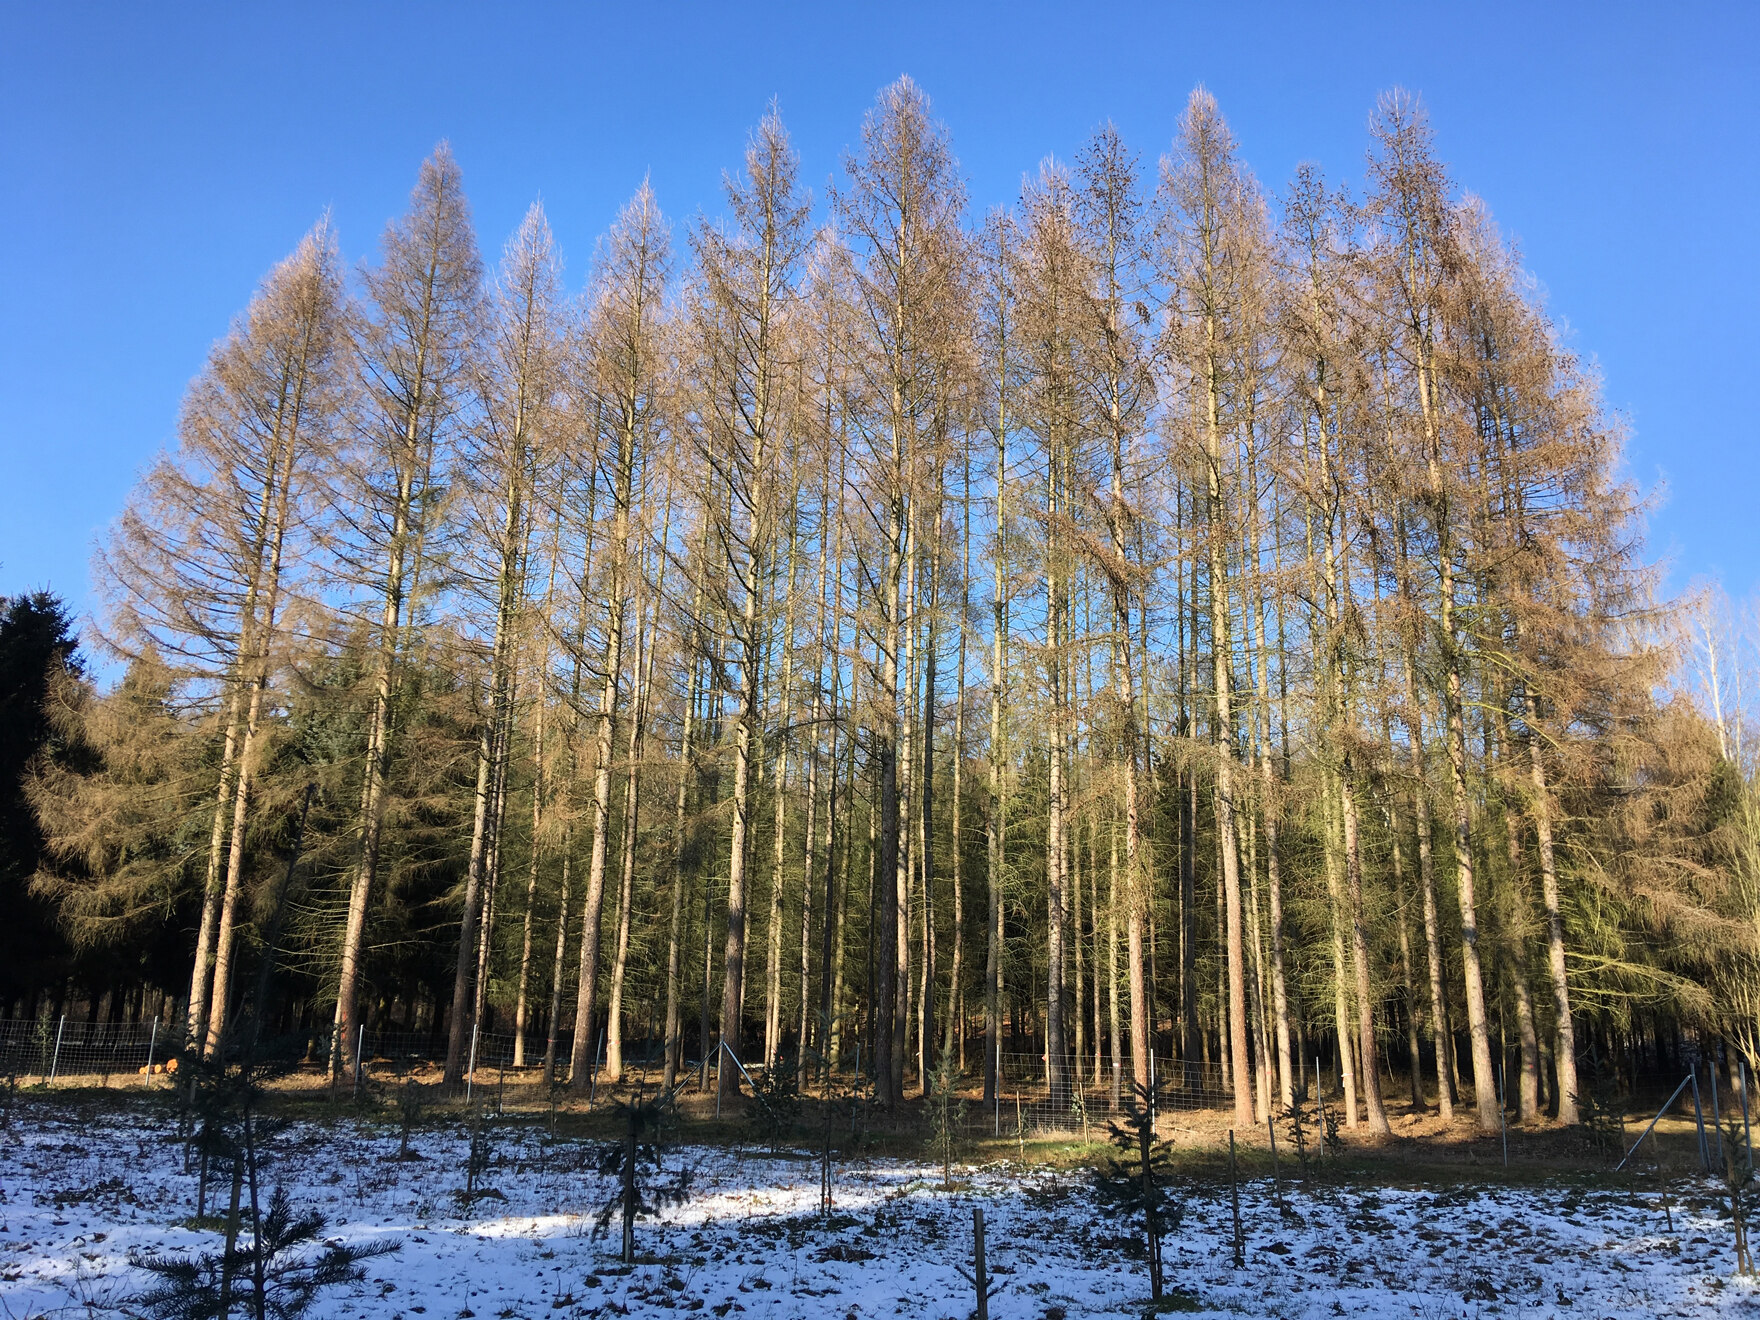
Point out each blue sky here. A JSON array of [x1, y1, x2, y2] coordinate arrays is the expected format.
[[3, 3, 1755, 624]]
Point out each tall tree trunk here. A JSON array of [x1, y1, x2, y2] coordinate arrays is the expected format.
[[1410, 297, 1500, 1128], [698, 674, 721, 1094], [447, 709, 498, 1083], [826, 676, 857, 1071], [1510, 947, 1541, 1123], [568, 561, 625, 1090], [984, 410, 1008, 1106], [799, 456, 832, 1067], [187, 694, 241, 1047], [1177, 517, 1199, 1088], [661, 651, 700, 1094], [205, 667, 273, 1055], [1044, 478, 1070, 1105], [513, 654, 547, 1070], [1321, 784, 1359, 1126], [543, 838, 573, 1084], [473, 714, 515, 1038], [944, 455, 969, 1069], [206, 345, 315, 1056], [1527, 686, 1580, 1123], [1439, 555, 1498, 1128], [607, 558, 659, 1083], [763, 520, 801, 1068], [1204, 357, 1254, 1131], [1244, 789, 1273, 1123], [796, 680, 819, 1067], [1251, 481, 1293, 1111], [1398, 564, 1455, 1119], [444, 210, 555, 1083], [1341, 767, 1391, 1132], [1391, 814, 1426, 1110], [718, 553, 760, 1103], [877, 520, 901, 1102], [1072, 808, 1087, 1088], [917, 524, 939, 1091], [334, 156, 475, 1076]]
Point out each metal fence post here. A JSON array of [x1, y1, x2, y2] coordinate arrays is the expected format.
[[1742, 1057, 1754, 1173], [589, 1028, 605, 1107], [1690, 1068, 1709, 1172], [992, 1033, 1001, 1137], [1497, 1060, 1508, 1168], [1710, 1053, 1724, 1170], [1615, 1072, 1695, 1171], [466, 1021, 480, 1100], [145, 1016, 159, 1082], [354, 1024, 365, 1098], [48, 1014, 65, 1085]]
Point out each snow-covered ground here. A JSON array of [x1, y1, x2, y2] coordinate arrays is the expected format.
[[2, 1102, 1755, 1318]]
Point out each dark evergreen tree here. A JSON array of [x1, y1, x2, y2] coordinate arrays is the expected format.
[[131, 1183, 395, 1320], [0, 592, 80, 1011], [1093, 1084, 1183, 1301]]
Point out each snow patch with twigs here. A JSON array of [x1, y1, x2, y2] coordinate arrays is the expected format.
[[1, 1103, 1755, 1318]]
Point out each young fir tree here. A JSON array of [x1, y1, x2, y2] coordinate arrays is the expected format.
[[1093, 1083, 1183, 1302]]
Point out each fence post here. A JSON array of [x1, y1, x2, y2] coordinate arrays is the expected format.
[[1268, 1111, 1281, 1206], [47, 1014, 66, 1086], [992, 1032, 1002, 1137], [1742, 1058, 1754, 1173], [354, 1024, 365, 1099], [466, 1021, 480, 1101], [1710, 1053, 1723, 1170], [145, 1016, 159, 1082], [589, 1028, 606, 1107], [1690, 1069, 1709, 1173], [1496, 1060, 1508, 1168], [1228, 1129, 1243, 1268], [851, 1041, 861, 1137], [1615, 1073, 1696, 1171], [971, 1205, 990, 1320]]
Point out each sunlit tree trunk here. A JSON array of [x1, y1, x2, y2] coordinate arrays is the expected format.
[[569, 182, 669, 1090], [447, 204, 561, 1085], [763, 516, 801, 1068], [689, 111, 806, 1103], [335, 147, 480, 1078], [183, 229, 343, 1057]]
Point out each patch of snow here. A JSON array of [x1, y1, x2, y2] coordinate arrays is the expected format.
[[1, 1105, 1755, 1318]]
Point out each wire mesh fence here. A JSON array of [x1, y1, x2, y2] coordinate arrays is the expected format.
[[0, 1016, 653, 1094], [0, 1016, 181, 1087], [0, 1017, 1239, 1135], [973, 1051, 1231, 1137]]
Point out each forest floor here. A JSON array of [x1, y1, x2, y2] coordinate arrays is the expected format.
[[2, 1096, 1756, 1319]]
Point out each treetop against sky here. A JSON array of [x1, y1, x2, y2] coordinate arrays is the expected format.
[[0, 3, 1754, 614]]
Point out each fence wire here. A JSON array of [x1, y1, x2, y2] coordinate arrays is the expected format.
[[0, 1016, 179, 1086], [973, 1051, 1232, 1137], [0, 1018, 1240, 1133]]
